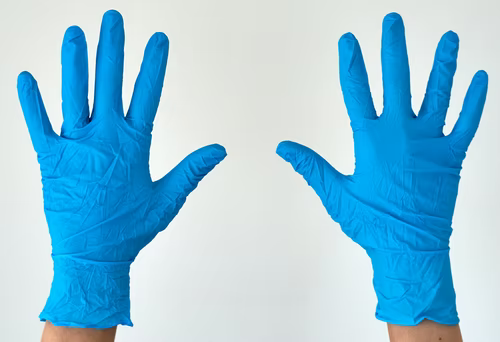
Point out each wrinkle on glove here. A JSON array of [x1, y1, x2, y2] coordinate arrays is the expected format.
[[18, 10, 226, 328], [277, 13, 488, 326]]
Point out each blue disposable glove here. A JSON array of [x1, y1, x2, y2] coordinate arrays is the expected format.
[[17, 10, 226, 328], [277, 13, 488, 325]]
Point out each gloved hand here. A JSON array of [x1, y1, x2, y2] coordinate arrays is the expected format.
[[277, 13, 488, 325], [17, 10, 226, 328]]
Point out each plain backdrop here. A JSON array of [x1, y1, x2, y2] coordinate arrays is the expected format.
[[1, 0, 499, 341]]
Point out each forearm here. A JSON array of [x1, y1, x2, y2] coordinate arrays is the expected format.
[[388, 320, 462, 342], [41, 322, 117, 342]]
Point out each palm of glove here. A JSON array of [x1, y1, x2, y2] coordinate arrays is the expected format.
[[335, 116, 461, 251], [40, 122, 169, 262], [277, 12, 487, 325]]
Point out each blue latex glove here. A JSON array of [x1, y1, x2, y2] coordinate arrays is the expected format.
[[17, 10, 226, 328], [277, 13, 488, 325]]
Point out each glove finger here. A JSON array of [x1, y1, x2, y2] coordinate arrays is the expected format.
[[276, 141, 345, 219], [381, 13, 412, 118], [92, 10, 124, 122], [418, 31, 459, 133], [449, 70, 488, 152], [126, 32, 169, 134], [154, 144, 227, 217], [339, 32, 377, 124], [17, 72, 59, 154], [61, 26, 90, 136]]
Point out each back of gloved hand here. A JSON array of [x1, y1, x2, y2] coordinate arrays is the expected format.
[[17, 10, 226, 328], [277, 13, 488, 325]]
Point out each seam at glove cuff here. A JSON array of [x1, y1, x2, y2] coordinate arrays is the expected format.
[[367, 248, 458, 326], [40, 256, 133, 328]]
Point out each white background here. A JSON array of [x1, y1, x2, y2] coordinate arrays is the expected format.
[[1, 0, 499, 341]]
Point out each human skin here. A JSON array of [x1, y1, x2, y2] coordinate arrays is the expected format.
[[41, 322, 117, 342], [388, 320, 463, 342]]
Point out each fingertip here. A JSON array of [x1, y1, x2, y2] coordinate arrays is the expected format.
[[276, 140, 298, 161], [340, 32, 356, 40], [18, 70, 33, 83], [338, 32, 359, 55], [152, 32, 169, 45], [383, 12, 403, 28], [102, 9, 123, 25], [100, 10, 124, 39], [209, 143, 227, 160], [63, 26, 85, 44], [474, 70, 488, 83], [443, 30, 459, 44], [191, 144, 227, 164], [384, 12, 403, 23], [184, 144, 227, 176], [276, 142, 334, 183], [339, 32, 357, 45], [146, 32, 169, 53], [17, 71, 35, 92], [382, 12, 404, 38], [381, 12, 406, 50], [276, 140, 288, 155]]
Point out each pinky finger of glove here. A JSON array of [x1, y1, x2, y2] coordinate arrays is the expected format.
[[17, 71, 59, 154], [449, 70, 488, 152]]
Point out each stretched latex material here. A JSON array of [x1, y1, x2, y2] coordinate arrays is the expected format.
[[17, 10, 226, 328], [277, 13, 488, 325]]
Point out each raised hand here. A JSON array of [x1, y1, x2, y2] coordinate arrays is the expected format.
[[277, 13, 487, 325], [17, 10, 226, 328]]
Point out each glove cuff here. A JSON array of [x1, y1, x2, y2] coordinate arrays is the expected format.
[[40, 256, 133, 328], [367, 249, 458, 326]]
